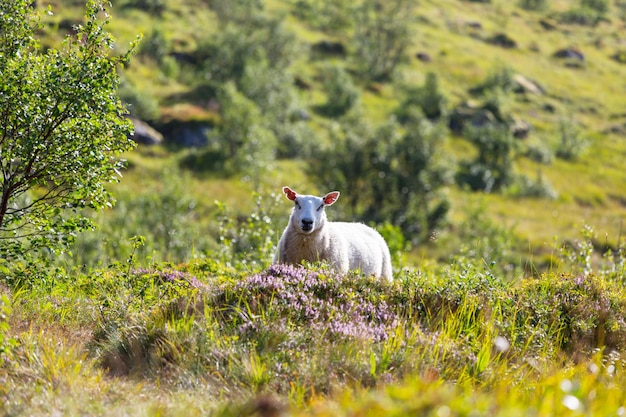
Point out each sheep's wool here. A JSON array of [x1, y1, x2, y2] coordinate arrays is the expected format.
[[274, 187, 393, 281]]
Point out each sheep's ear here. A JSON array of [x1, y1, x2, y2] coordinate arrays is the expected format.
[[323, 191, 340, 206], [283, 186, 298, 201]]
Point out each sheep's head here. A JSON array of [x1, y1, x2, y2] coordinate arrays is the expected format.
[[283, 186, 339, 234]]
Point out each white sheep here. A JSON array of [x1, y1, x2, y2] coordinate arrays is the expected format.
[[274, 186, 393, 281]]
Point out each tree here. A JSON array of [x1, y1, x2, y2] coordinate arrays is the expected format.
[[353, 0, 415, 81], [396, 72, 448, 122], [0, 0, 136, 259], [367, 111, 453, 243], [310, 110, 452, 244]]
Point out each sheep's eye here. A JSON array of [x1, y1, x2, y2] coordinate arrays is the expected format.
[[316, 204, 324, 211], [295, 201, 301, 209]]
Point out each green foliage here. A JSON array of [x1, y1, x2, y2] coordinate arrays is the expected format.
[[212, 82, 277, 183], [215, 192, 282, 269], [518, 0, 549, 11], [0, 0, 136, 262], [292, 0, 353, 32], [311, 112, 452, 243], [319, 64, 360, 117], [555, 116, 588, 160], [559, 0, 610, 26], [117, 77, 161, 121], [0, 293, 16, 366], [396, 72, 448, 122], [472, 65, 517, 96], [352, 0, 415, 81], [137, 26, 169, 64], [195, 1, 305, 164], [458, 123, 517, 192], [69, 167, 208, 266], [120, 0, 166, 16]]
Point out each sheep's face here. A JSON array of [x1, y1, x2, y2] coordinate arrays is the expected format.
[[283, 186, 339, 234]]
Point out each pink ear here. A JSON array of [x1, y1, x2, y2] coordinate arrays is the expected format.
[[283, 186, 298, 201], [323, 191, 340, 206]]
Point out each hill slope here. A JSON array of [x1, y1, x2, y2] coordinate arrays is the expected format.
[[40, 0, 626, 266]]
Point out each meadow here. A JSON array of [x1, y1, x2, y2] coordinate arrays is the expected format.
[[2, 0, 626, 415]]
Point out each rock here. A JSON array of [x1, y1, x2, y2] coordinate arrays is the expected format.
[[129, 117, 163, 145], [539, 18, 558, 31], [449, 101, 496, 133], [611, 50, 626, 64], [488, 33, 518, 49], [513, 74, 545, 95], [416, 52, 432, 62], [553, 47, 585, 62], [294, 76, 312, 90], [159, 120, 212, 148], [449, 102, 530, 138], [311, 41, 346, 56], [510, 117, 531, 139]]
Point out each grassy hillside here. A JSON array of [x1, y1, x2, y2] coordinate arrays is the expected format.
[[52, 0, 625, 267], [2, 0, 626, 415]]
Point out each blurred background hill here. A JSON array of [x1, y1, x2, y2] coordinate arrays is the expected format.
[[36, 0, 626, 273]]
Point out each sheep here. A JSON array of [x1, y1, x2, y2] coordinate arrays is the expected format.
[[274, 186, 393, 281]]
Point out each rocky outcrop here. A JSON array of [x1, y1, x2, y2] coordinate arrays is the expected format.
[[129, 117, 163, 145], [159, 120, 212, 148]]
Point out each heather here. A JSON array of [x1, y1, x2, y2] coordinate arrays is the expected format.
[[2, 0, 626, 415], [3, 233, 626, 415]]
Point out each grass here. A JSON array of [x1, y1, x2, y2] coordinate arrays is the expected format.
[[3, 234, 626, 415], [3, 0, 626, 414]]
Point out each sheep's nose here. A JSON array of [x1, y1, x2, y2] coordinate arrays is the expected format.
[[301, 219, 313, 231]]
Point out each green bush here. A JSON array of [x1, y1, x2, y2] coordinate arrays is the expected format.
[[518, 0, 549, 11], [137, 27, 170, 64], [311, 111, 452, 244], [555, 117, 588, 160], [396, 72, 448, 122], [292, 0, 353, 32], [457, 123, 517, 192], [118, 78, 161, 122], [353, 0, 415, 81], [120, 0, 166, 16], [320, 65, 360, 117], [0, 0, 136, 263], [559, 0, 609, 26], [212, 82, 278, 183]]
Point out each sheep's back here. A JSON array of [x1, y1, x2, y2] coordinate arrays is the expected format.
[[326, 222, 391, 278]]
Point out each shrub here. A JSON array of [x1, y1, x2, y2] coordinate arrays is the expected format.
[[353, 0, 415, 81], [555, 117, 588, 160], [0, 0, 136, 263], [396, 72, 448, 122], [292, 0, 353, 32], [120, 0, 166, 16], [319, 65, 360, 117], [117, 78, 161, 122], [215, 192, 282, 269], [559, 0, 610, 26], [212, 82, 278, 182], [518, 0, 549, 11], [457, 123, 518, 192], [137, 26, 169, 64], [311, 111, 452, 244]]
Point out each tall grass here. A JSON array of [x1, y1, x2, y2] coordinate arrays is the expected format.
[[3, 222, 625, 414]]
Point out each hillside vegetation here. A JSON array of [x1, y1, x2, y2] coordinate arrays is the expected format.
[[36, 0, 626, 270], [1, 0, 626, 415]]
